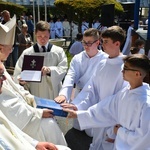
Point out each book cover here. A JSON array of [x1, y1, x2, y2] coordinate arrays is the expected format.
[[21, 55, 44, 82], [22, 55, 44, 71], [35, 97, 68, 117]]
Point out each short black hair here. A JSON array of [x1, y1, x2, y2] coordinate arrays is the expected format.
[[101, 26, 126, 45], [76, 33, 83, 40], [123, 54, 150, 73]]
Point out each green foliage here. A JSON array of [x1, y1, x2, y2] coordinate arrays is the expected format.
[[0, 0, 26, 16], [55, 0, 123, 31], [55, 0, 123, 20], [65, 50, 73, 67]]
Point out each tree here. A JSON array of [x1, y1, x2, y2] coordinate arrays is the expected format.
[[54, 0, 124, 32], [0, 0, 26, 17]]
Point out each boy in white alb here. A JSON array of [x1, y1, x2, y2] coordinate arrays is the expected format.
[[64, 54, 150, 150], [61, 26, 128, 150]]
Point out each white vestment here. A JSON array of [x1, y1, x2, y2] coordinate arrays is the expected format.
[[71, 22, 78, 40], [0, 69, 67, 146], [55, 21, 63, 38], [73, 55, 128, 150], [63, 21, 70, 37], [59, 50, 107, 137], [59, 50, 108, 103], [0, 110, 36, 150], [122, 26, 133, 55], [92, 22, 101, 30], [77, 83, 150, 150], [49, 22, 56, 39], [13, 44, 68, 100], [81, 22, 89, 34]]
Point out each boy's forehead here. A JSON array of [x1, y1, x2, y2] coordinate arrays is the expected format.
[[101, 37, 111, 40], [101, 37, 113, 42], [83, 36, 95, 41]]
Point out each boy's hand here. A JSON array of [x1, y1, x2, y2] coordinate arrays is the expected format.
[[54, 95, 66, 103], [61, 103, 78, 111], [41, 66, 51, 76], [114, 124, 122, 134], [62, 108, 77, 118]]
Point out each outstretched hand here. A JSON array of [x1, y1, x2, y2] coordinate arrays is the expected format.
[[54, 95, 66, 103], [61, 103, 78, 111], [42, 109, 54, 118], [36, 142, 58, 150], [41, 66, 51, 76], [62, 107, 77, 118]]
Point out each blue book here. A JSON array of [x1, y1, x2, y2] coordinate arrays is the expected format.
[[35, 97, 68, 117]]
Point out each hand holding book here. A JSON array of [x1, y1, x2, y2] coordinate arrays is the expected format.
[[42, 109, 54, 118], [41, 66, 51, 76]]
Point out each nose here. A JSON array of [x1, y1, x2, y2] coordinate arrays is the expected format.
[[122, 69, 125, 73]]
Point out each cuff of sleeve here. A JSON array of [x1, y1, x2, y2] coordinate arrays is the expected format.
[[32, 139, 39, 148], [117, 127, 128, 140], [35, 108, 43, 118], [77, 111, 89, 130], [106, 127, 116, 139]]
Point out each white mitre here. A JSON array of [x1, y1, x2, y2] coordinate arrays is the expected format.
[[0, 15, 16, 45]]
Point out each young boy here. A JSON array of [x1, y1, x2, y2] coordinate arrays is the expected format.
[[134, 39, 145, 54], [55, 28, 108, 138], [62, 26, 128, 149], [55, 28, 107, 104], [64, 54, 150, 149]]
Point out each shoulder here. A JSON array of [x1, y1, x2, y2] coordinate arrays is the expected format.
[[97, 50, 108, 59], [51, 45, 64, 52], [71, 51, 84, 60], [22, 46, 34, 55]]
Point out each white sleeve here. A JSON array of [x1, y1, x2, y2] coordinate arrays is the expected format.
[[73, 72, 99, 110], [49, 47, 68, 89], [77, 94, 118, 130], [117, 105, 150, 149], [59, 56, 79, 102]]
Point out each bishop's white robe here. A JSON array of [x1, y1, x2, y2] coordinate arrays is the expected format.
[[73, 55, 128, 150], [77, 83, 150, 150], [0, 69, 67, 146], [0, 110, 36, 150], [13, 44, 68, 100], [0, 110, 70, 150]]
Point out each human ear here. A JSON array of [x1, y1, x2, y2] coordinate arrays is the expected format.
[[135, 71, 141, 77], [115, 41, 120, 47]]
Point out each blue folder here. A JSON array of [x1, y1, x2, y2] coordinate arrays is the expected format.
[[35, 97, 68, 117]]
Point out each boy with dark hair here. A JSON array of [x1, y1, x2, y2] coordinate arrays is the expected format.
[[61, 26, 128, 149], [64, 54, 150, 150]]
